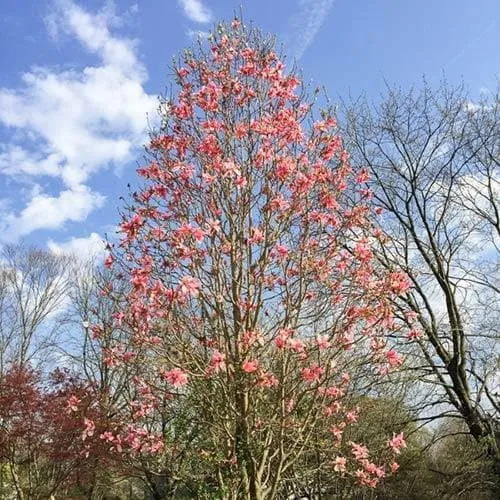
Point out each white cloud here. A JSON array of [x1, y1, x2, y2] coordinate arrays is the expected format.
[[178, 0, 212, 24], [0, 145, 62, 178], [0, 0, 156, 239], [48, 231, 105, 260], [1, 185, 105, 241], [0, 14, 155, 186], [288, 0, 334, 59], [46, 0, 142, 75], [463, 100, 491, 114]]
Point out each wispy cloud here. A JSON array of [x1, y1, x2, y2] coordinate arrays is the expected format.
[[178, 0, 212, 24], [0, 0, 155, 240], [1, 186, 105, 241], [48, 232, 106, 261], [287, 0, 335, 60]]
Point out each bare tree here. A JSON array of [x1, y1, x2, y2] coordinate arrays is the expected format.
[[342, 80, 500, 466], [0, 244, 72, 374]]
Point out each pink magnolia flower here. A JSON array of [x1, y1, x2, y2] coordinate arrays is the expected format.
[[406, 328, 421, 341], [279, 328, 295, 338], [201, 119, 222, 131], [316, 334, 330, 350], [176, 223, 194, 238], [67, 395, 81, 412], [202, 172, 216, 185], [219, 159, 240, 178], [275, 334, 286, 349], [301, 364, 324, 383], [204, 218, 221, 234], [242, 359, 259, 373], [113, 311, 126, 327], [269, 193, 290, 212], [387, 350, 403, 368], [272, 243, 289, 262], [122, 350, 137, 362], [287, 337, 305, 353], [258, 371, 279, 388], [209, 350, 225, 373], [195, 82, 221, 112], [100, 431, 114, 442], [326, 386, 343, 399], [82, 418, 95, 441], [275, 156, 296, 180], [334, 456, 347, 473], [163, 368, 189, 388], [360, 459, 385, 478], [199, 134, 222, 156], [173, 101, 193, 119], [319, 135, 342, 161], [350, 442, 369, 460], [356, 168, 369, 184], [355, 469, 378, 488], [354, 239, 372, 262], [130, 268, 149, 290], [346, 409, 359, 423], [121, 214, 143, 240], [406, 310, 418, 323], [388, 432, 406, 454], [291, 172, 312, 194], [191, 226, 206, 243], [179, 276, 201, 297], [235, 175, 247, 188], [329, 424, 344, 443], [388, 271, 410, 294], [241, 329, 263, 347], [249, 226, 264, 245]]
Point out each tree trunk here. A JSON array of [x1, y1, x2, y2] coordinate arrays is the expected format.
[[9, 463, 25, 500]]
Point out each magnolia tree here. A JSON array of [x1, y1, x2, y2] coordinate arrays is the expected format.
[[98, 20, 411, 498]]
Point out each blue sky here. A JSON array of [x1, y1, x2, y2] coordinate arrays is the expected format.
[[0, 0, 498, 257]]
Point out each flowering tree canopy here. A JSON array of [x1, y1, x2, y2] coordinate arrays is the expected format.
[[99, 19, 410, 498]]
